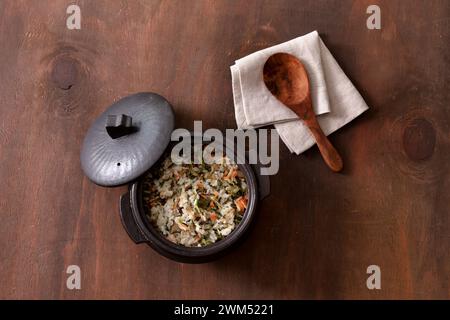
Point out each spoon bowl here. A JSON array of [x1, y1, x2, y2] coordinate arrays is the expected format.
[[263, 53, 310, 106]]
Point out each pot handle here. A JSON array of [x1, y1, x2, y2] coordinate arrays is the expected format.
[[250, 163, 271, 200], [119, 192, 146, 244]]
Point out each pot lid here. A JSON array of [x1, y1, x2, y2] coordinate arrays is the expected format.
[[80, 92, 174, 186]]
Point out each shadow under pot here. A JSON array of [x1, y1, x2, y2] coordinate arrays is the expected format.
[[80, 92, 270, 263]]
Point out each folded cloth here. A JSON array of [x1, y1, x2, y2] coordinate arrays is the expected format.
[[230, 31, 369, 154]]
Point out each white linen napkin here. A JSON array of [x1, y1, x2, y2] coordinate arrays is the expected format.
[[230, 31, 369, 154]]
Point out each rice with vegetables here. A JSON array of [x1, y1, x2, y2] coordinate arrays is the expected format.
[[143, 155, 248, 247]]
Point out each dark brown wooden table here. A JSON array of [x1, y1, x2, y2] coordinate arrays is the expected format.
[[0, 0, 448, 299]]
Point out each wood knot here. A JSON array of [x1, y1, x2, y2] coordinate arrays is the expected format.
[[402, 118, 435, 161], [50, 56, 79, 90]]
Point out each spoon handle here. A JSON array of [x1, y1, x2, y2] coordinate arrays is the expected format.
[[304, 115, 343, 172]]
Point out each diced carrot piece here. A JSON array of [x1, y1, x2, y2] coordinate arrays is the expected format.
[[234, 196, 248, 212]]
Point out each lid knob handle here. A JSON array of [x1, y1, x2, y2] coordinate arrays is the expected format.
[[106, 114, 135, 139]]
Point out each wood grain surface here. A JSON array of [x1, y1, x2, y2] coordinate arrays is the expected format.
[[0, 0, 448, 299]]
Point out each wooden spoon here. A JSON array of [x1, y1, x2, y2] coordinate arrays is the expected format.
[[263, 52, 343, 172]]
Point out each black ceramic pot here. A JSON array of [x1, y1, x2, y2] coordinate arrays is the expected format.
[[119, 148, 269, 263]]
